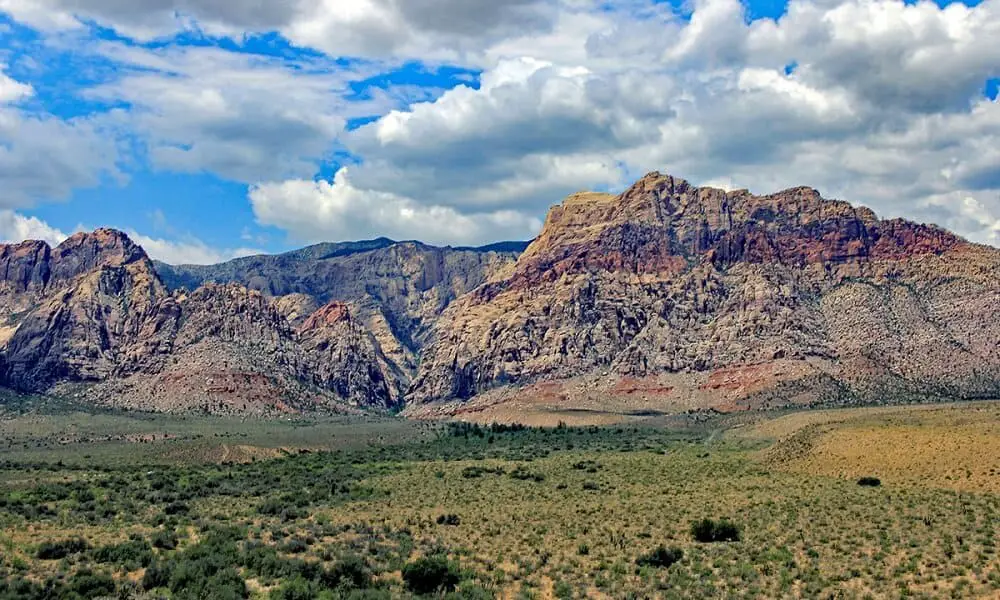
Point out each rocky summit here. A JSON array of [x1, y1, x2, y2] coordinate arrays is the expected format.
[[1, 172, 998, 417], [405, 172, 1000, 418]]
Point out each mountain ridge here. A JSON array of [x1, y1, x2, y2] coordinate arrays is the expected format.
[[1, 172, 997, 418]]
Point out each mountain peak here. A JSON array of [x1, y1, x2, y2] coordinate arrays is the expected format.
[[54, 228, 147, 269]]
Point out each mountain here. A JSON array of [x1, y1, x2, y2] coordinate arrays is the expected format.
[[405, 172, 1000, 418], [1, 172, 997, 418], [0, 232, 524, 414]]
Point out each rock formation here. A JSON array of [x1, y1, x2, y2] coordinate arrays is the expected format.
[[2, 172, 997, 417], [405, 173, 1000, 416]]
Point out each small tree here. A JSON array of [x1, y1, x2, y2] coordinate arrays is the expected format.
[[636, 545, 684, 568], [691, 518, 740, 543], [402, 556, 461, 595]]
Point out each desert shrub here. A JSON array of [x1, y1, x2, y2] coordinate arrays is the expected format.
[[142, 560, 172, 590], [461, 466, 504, 479], [509, 466, 545, 482], [636, 545, 684, 568], [437, 514, 461, 526], [154, 528, 247, 600], [258, 496, 306, 521], [66, 569, 116, 598], [402, 556, 461, 595], [152, 529, 179, 550], [553, 580, 575, 599], [322, 554, 372, 590], [691, 519, 740, 543], [36, 538, 88, 560], [858, 477, 882, 487], [269, 577, 318, 600], [282, 538, 309, 554], [93, 538, 154, 569], [164, 501, 189, 516]]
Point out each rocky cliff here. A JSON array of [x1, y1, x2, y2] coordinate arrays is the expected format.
[[0, 233, 409, 414], [405, 173, 1000, 417], [2, 172, 997, 418]]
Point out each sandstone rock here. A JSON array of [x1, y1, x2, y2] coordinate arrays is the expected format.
[[406, 172, 1000, 413]]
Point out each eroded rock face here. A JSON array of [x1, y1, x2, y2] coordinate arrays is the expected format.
[[0, 235, 403, 415], [407, 172, 1000, 411], [154, 239, 525, 354], [2, 171, 997, 417]]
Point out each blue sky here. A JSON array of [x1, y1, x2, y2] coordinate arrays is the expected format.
[[0, 0, 998, 263]]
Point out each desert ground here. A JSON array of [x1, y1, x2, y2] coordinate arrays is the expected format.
[[3, 397, 1000, 599]]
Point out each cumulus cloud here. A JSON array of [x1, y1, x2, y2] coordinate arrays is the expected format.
[[0, 0, 559, 60], [0, 210, 257, 264], [126, 230, 262, 265], [2, 0, 1000, 248], [83, 44, 387, 183], [299, 0, 1000, 246], [0, 210, 68, 246], [0, 65, 34, 104], [249, 168, 542, 246], [0, 65, 120, 208]]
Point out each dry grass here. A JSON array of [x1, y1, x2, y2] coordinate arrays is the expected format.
[[7, 403, 1000, 598]]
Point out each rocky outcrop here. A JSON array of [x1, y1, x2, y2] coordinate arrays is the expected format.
[[406, 172, 1000, 413], [0, 234, 403, 415], [154, 238, 526, 344]]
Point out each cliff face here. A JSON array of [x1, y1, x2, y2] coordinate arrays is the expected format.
[[2, 172, 997, 417], [405, 173, 1000, 415], [0, 234, 406, 415], [155, 239, 525, 347]]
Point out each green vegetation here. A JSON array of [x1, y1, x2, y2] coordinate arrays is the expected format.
[[4, 401, 1000, 598], [690, 518, 741, 543]]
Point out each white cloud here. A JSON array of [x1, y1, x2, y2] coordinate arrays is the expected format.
[[126, 230, 261, 264], [0, 65, 120, 208], [0, 0, 560, 61], [0, 210, 68, 246], [2, 0, 1000, 248], [0, 65, 34, 104], [0, 207, 259, 265], [249, 168, 542, 246], [304, 0, 1000, 246], [83, 44, 388, 183]]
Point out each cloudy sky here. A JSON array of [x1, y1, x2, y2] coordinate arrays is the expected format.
[[0, 0, 997, 263]]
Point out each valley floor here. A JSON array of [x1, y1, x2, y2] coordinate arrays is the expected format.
[[2, 400, 1000, 598]]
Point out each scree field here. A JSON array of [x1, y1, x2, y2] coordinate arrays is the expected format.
[[3, 398, 1000, 599]]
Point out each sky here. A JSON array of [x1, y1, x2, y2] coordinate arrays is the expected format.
[[0, 0, 998, 264]]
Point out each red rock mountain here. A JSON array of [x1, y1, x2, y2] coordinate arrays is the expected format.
[[1, 173, 998, 417], [405, 172, 1000, 417]]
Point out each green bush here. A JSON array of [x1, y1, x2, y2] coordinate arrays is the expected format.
[[36, 538, 89, 560], [402, 556, 461, 595], [66, 569, 116, 598], [322, 554, 373, 590], [460, 466, 504, 479], [152, 529, 179, 550], [691, 518, 740, 543], [509, 466, 545, 482], [269, 577, 319, 600], [142, 560, 172, 590], [93, 539, 154, 569], [636, 545, 684, 568], [436, 514, 461, 526]]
